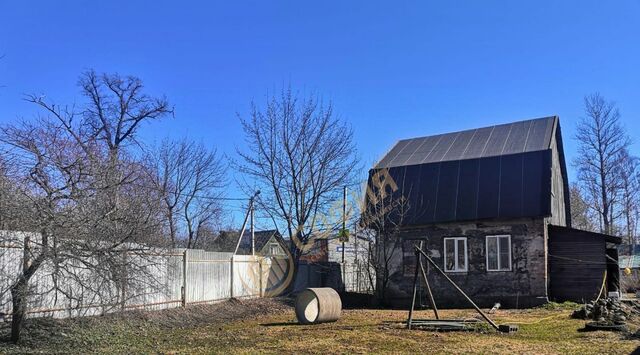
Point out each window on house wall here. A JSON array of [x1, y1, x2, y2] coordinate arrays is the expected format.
[[402, 240, 418, 277], [269, 243, 281, 255], [486, 235, 511, 271], [443, 237, 467, 272]]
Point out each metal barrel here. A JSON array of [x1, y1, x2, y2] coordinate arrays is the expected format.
[[295, 287, 342, 324]]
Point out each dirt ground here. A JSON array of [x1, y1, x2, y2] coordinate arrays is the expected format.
[[1, 298, 639, 354]]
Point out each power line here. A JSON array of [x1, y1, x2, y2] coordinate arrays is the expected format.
[[129, 182, 248, 202]]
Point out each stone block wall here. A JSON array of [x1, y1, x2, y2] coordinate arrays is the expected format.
[[380, 218, 548, 308]]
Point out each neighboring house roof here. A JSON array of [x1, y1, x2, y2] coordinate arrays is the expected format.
[[619, 255, 640, 269], [367, 116, 570, 226], [210, 229, 287, 255]]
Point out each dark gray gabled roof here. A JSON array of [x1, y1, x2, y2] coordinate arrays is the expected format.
[[375, 116, 557, 169], [366, 116, 567, 226]]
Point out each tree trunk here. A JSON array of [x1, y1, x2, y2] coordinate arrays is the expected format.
[[284, 239, 302, 295], [168, 211, 176, 248], [10, 278, 29, 343], [601, 179, 610, 234], [284, 258, 300, 295], [625, 210, 634, 255]]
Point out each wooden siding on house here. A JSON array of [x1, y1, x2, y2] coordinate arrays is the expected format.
[[548, 226, 608, 302], [548, 127, 569, 227]]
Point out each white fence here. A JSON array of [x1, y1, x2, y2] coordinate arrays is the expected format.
[[291, 260, 374, 294], [0, 231, 283, 320], [341, 260, 375, 294]]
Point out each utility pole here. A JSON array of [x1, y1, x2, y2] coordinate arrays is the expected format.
[[234, 190, 260, 256], [251, 198, 255, 256], [232, 190, 260, 298], [342, 186, 347, 290], [354, 220, 359, 292], [234, 197, 252, 255]]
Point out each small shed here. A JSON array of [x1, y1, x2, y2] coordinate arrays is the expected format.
[[547, 225, 620, 302]]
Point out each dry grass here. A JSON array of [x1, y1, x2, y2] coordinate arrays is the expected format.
[[1, 299, 639, 354]]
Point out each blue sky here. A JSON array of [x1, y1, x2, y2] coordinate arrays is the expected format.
[[1, 1, 639, 225]]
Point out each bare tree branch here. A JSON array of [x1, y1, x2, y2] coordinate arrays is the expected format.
[[573, 93, 631, 235], [236, 86, 359, 290], [146, 138, 226, 248]]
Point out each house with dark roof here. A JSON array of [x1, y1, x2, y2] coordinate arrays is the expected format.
[[210, 230, 288, 257], [366, 116, 620, 308]]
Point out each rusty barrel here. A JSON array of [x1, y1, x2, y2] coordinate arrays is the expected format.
[[295, 287, 342, 324]]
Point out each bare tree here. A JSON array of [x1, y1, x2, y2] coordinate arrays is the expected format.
[[0, 155, 8, 228], [619, 150, 639, 253], [147, 138, 226, 248], [360, 169, 410, 304], [25, 70, 173, 208], [573, 93, 631, 235], [0, 154, 26, 230], [569, 184, 597, 232], [0, 70, 171, 343], [237, 87, 358, 288], [147, 140, 190, 247]]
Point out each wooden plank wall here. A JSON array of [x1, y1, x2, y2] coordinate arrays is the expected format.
[[548, 228, 606, 302]]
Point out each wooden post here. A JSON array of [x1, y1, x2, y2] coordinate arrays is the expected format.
[[407, 241, 422, 329], [182, 249, 189, 307], [259, 258, 264, 297], [416, 246, 499, 330], [230, 255, 234, 298], [419, 259, 439, 319]]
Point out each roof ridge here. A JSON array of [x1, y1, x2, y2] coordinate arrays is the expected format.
[[374, 116, 558, 169], [395, 116, 556, 143]]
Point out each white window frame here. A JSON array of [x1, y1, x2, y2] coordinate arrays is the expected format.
[[485, 235, 512, 272], [269, 243, 281, 255], [443, 237, 468, 272]]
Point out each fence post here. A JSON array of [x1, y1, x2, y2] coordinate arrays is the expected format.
[[259, 258, 263, 297], [230, 255, 234, 298], [182, 249, 188, 307]]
